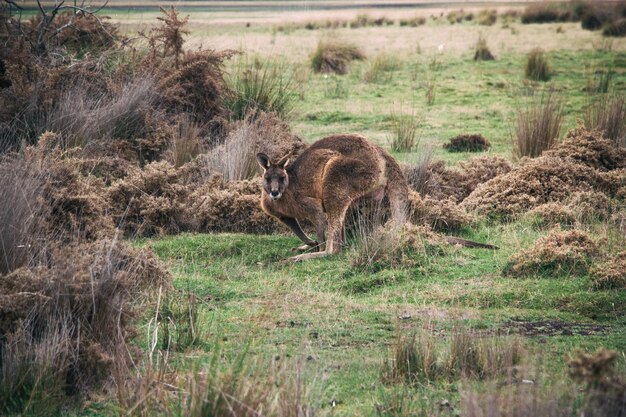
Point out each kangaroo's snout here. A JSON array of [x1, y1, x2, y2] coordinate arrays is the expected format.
[[270, 190, 282, 200]]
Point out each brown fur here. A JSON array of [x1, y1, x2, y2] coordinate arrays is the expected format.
[[257, 134, 409, 260]]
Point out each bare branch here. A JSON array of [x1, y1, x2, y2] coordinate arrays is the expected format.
[[2, 0, 24, 11]]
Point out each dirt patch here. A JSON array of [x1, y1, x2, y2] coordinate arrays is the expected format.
[[504, 319, 609, 337]]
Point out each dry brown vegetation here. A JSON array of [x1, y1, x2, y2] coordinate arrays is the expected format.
[[503, 228, 601, 277], [310, 40, 365, 75], [463, 126, 625, 219], [444, 133, 491, 152]]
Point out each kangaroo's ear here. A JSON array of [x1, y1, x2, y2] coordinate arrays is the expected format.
[[256, 153, 271, 170], [276, 154, 291, 169]]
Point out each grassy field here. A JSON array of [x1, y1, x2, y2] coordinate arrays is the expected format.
[[119, 7, 624, 416]]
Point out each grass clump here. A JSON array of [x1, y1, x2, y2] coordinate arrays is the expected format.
[[388, 108, 420, 152], [584, 95, 626, 148], [473, 34, 495, 61], [444, 133, 491, 152], [525, 47, 551, 81], [225, 58, 297, 120], [603, 18, 626, 37], [310, 40, 365, 75], [363, 53, 402, 83], [477, 9, 497, 26], [350, 222, 446, 272], [399, 16, 426, 27], [503, 228, 600, 277], [513, 90, 562, 159], [382, 326, 523, 385]]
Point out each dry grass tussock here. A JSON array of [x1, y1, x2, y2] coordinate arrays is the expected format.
[[513, 90, 562, 159], [473, 35, 495, 61], [584, 95, 626, 148], [444, 133, 491, 152], [350, 221, 446, 272], [381, 326, 524, 385], [462, 126, 626, 219], [310, 40, 365, 75], [405, 155, 512, 203], [525, 48, 551, 82], [503, 228, 601, 277]]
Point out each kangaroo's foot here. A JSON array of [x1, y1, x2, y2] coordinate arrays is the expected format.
[[290, 241, 321, 252], [289, 251, 330, 262]]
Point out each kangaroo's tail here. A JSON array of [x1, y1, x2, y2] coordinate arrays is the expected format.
[[445, 236, 499, 250]]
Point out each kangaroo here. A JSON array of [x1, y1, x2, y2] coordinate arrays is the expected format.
[[256, 134, 410, 262]]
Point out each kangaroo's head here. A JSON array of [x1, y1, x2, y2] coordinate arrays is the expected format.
[[256, 153, 290, 201]]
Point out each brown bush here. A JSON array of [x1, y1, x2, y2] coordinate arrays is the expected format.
[[477, 9, 497, 26], [0, 239, 171, 413], [523, 203, 576, 227], [409, 192, 474, 232], [310, 40, 365, 75], [414, 156, 511, 203], [444, 134, 491, 152], [107, 161, 189, 236], [503, 228, 600, 277], [591, 252, 626, 290], [461, 157, 619, 219], [543, 124, 626, 170], [186, 174, 281, 234], [521, 2, 568, 24], [565, 190, 611, 221]]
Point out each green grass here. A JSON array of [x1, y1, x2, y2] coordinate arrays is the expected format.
[[132, 221, 625, 416]]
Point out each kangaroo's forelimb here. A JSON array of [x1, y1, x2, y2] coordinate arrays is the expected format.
[[279, 216, 319, 248]]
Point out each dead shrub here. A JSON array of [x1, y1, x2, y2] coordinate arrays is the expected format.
[[465, 126, 626, 218], [310, 40, 365, 75], [149, 6, 189, 67], [411, 156, 511, 203], [0, 239, 171, 414], [409, 192, 474, 232], [523, 203, 576, 227], [473, 35, 495, 61], [591, 252, 626, 290], [543, 124, 626, 170], [513, 90, 562, 159], [107, 161, 189, 236], [521, 2, 570, 24], [157, 49, 235, 135], [186, 175, 280, 234], [444, 133, 491, 152], [461, 157, 617, 219], [525, 48, 551, 81], [565, 190, 611, 221], [584, 95, 626, 148], [603, 18, 626, 37], [503, 228, 600, 277]]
